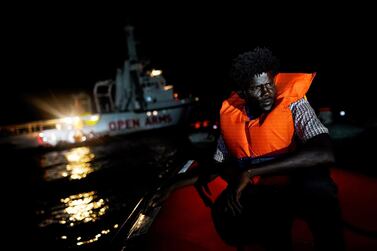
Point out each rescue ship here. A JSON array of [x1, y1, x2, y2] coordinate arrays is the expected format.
[[0, 26, 193, 149]]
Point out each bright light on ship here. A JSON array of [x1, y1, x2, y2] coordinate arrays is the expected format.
[[89, 115, 99, 122], [82, 114, 100, 126], [164, 85, 173, 91], [340, 111, 346, 116], [150, 69, 162, 77], [62, 116, 82, 129], [63, 117, 74, 124]]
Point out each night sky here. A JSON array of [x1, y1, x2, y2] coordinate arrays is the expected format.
[[1, 4, 376, 125]]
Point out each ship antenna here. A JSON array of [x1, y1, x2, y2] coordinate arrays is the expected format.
[[125, 25, 138, 62]]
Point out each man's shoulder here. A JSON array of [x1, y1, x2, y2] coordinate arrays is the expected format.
[[289, 98, 329, 142], [289, 98, 312, 111]]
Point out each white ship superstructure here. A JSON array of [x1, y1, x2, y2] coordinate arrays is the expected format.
[[0, 26, 193, 148]]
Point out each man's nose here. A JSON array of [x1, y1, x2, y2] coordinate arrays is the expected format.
[[260, 85, 271, 96]]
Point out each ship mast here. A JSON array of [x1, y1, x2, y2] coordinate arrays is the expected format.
[[125, 26, 138, 62], [114, 26, 145, 111]]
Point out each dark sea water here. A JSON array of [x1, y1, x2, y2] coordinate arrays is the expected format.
[[2, 129, 214, 251]]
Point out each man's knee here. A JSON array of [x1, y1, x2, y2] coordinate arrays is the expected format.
[[299, 177, 339, 198]]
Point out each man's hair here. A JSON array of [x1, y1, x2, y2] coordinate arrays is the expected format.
[[230, 47, 279, 90]]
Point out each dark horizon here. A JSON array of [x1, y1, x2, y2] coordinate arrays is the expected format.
[[2, 6, 376, 125]]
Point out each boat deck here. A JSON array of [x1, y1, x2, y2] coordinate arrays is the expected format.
[[143, 168, 377, 250]]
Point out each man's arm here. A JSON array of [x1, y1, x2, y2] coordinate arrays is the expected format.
[[223, 133, 335, 216], [226, 99, 335, 215], [247, 133, 335, 177], [249, 97, 334, 176]]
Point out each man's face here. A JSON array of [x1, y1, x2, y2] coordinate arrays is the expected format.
[[241, 72, 276, 112]]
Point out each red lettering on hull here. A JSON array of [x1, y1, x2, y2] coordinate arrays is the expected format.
[[108, 119, 140, 131], [145, 114, 172, 125]]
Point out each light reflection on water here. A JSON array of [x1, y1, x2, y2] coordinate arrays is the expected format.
[[39, 191, 109, 228], [64, 146, 95, 163], [74, 224, 118, 246], [42, 146, 96, 181], [32, 134, 187, 249]]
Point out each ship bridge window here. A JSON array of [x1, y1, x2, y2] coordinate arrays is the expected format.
[[142, 81, 158, 88], [41, 124, 56, 130], [32, 126, 41, 132], [17, 127, 29, 134]]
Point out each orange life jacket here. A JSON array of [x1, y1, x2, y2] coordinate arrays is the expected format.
[[220, 73, 316, 185]]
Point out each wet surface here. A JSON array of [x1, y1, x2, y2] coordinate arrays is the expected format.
[[2, 129, 211, 250]]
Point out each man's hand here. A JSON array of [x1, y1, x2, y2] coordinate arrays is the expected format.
[[224, 170, 251, 216], [236, 170, 252, 194]]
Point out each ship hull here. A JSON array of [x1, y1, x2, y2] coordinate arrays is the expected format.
[[0, 105, 191, 149]]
